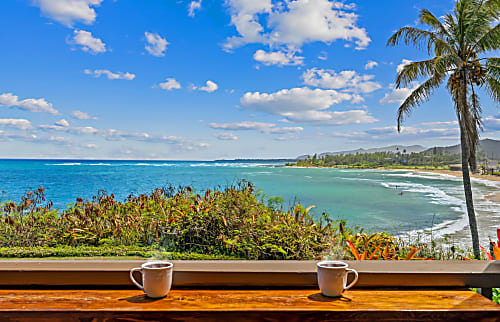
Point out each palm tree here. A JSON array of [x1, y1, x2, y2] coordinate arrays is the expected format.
[[387, 0, 499, 259]]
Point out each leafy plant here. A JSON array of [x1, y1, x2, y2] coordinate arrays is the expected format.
[[342, 224, 432, 260], [0, 184, 453, 260], [463, 228, 500, 260]]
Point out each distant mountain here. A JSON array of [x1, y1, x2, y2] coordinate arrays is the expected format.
[[296, 154, 311, 161], [296, 139, 500, 161], [297, 145, 426, 160], [424, 138, 500, 159]]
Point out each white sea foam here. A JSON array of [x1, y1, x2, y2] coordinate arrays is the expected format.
[[381, 181, 469, 240], [89, 163, 111, 166], [47, 163, 82, 166], [386, 170, 500, 189]]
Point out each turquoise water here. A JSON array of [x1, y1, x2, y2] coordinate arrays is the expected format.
[[0, 159, 498, 244]]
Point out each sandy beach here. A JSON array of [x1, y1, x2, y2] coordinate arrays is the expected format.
[[411, 168, 500, 182], [486, 192, 500, 203], [411, 168, 500, 205]]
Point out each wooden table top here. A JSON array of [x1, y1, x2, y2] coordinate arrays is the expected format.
[[0, 289, 498, 321]]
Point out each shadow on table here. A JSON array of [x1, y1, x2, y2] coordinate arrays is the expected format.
[[119, 294, 164, 303], [308, 293, 352, 302]]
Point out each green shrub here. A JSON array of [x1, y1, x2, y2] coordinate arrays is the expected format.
[[0, 183, 463, 260]]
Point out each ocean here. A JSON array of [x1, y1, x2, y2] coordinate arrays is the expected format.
[[0, 159, 498, 246]]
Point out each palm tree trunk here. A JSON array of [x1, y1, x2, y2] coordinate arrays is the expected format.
[[469, 152, 477, 173], [458, 76, 481, 259]]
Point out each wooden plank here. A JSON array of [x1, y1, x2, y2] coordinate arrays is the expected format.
[[1, 260, 499, 288], [0, 289, 498, 321]]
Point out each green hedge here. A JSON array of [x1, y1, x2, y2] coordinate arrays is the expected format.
[[0, 246, 239, 260]]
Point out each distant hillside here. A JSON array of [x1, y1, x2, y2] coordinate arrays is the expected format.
[[297, 144, 426, 160], [424, 139, 500, 159]]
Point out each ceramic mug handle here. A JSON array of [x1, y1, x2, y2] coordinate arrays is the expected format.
[[344, 268, 359, 291], [129, 267, 144, 290]]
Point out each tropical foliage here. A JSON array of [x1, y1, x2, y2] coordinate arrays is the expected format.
[[0, 184, 460, 260], [387, 0, 500, 259], [463, 228, 500, 260], [291, 151, 460, 169]]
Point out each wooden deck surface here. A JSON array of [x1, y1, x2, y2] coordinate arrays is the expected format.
[[0, 289, 498, 321]]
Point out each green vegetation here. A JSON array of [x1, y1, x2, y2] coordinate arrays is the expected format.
[[0, 184, 471, 260], [0, 246, 238, 260], [289, 151, 460, 169]]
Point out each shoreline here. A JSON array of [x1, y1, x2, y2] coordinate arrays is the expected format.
[[285, 165, 500, 182], [410, 168, 500, 182], [285, 165, 500, 205]]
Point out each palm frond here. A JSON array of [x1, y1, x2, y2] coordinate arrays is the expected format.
[[420, 9, 452, 38], [396, 59, 435, 88], [462, 0, 496, 46], [474, 23, 500, 52], [397, 75, 444, 132], [387, 27, 454, 55], [467, 84, 483, 169], [396, 55, 458, 88], [484, 74, 500, 102], [470, 87, 483, 132], [484, 0, 500, 21], [485, 57, 500, 79]]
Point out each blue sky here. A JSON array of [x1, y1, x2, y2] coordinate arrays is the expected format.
[[0, 0, 499, 160]]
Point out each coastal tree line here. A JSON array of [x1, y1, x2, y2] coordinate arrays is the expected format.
[[291, 151, 461, 169]]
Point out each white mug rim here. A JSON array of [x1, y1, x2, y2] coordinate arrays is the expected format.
[[141, 261, 173, 270], [317, 260, 348, 269]]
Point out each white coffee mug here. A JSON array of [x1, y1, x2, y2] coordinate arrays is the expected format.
[[317, 261, 359, 297], [130, 261, 173, 298]]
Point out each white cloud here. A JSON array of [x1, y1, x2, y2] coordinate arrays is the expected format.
[[84, 69, 135, 80], [0, 131, 38, 142], [224, 0, 272, 51], [253, 49, 304, 66], [84, 143, 98, 149], [0, 119, 33, 130], [209, 121, 275, 131], [420, 121, 458, 127], [144, 32, 168, 57], [365, 60, 378, 70], [158, 78, 182, 90], [47, 136, 73, 145], [38, 123, 210, 150], [188, 0, 202, 17], [196, 80, 218, 93], [224, 0, 370, 51], [71, 110, 98, 120], [209, 121, 304, 135], [0, 93, 59, 115], [40, 124, 100, 135], [397, 59, 413, 73], [302, 68, 382, 93], [484, 114, 500, 131], [213, 132, 239, 140], [242, 87, 351, 113], [269, 126, 303, 134], [55, 119, 70, 127], [102, 129, 150, 141], [379, 82, 420, 105], [328, 125, 458, 141], [33, 0, 103, 27], [318, 51, 328, 60], [71, 30, 107, 54], [241, 87, 377, 125], [365, 126, 458, 138]]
